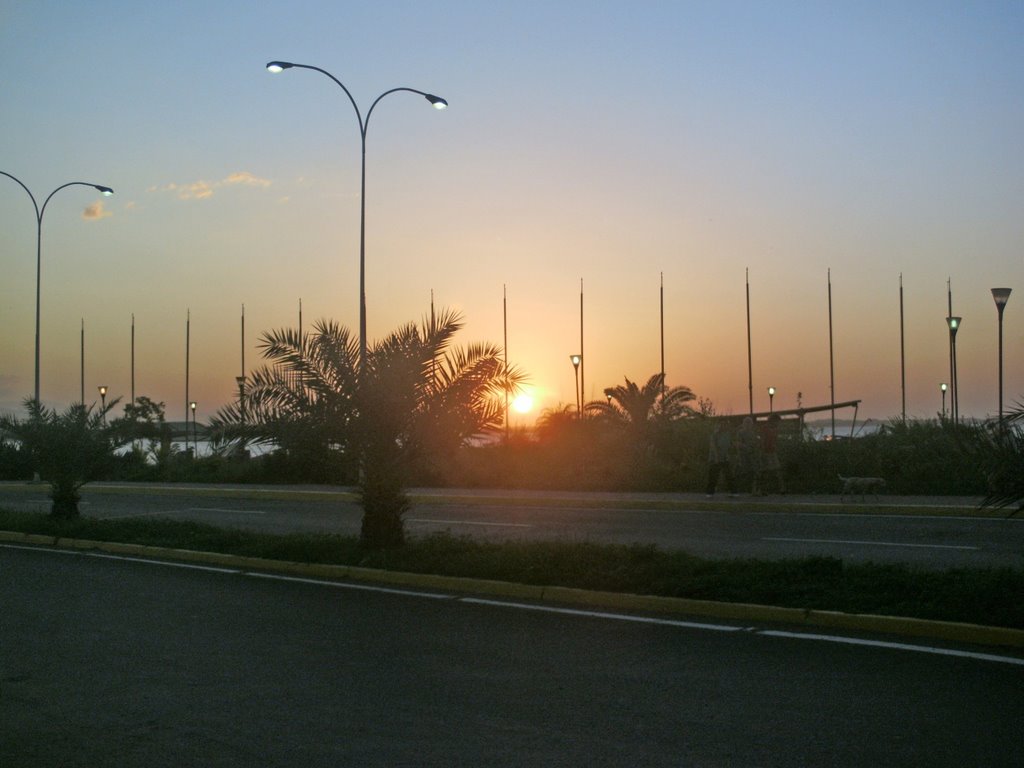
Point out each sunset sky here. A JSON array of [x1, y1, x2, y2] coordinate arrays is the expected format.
[[1, 1, 1022, 427]]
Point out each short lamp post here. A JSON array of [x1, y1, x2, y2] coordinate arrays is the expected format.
[[940, 383, 948, 420], [97, 385, 107, 422], [946, 316, 962, 424], [189, 401, 197, 456], [992, 288, 1012, 425], [768, 386, 776, 414], [570, 355, 582, 418]]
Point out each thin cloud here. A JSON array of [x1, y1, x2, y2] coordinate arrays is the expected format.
[[152, 172, 272, 201], [82, 201, 112, 220], [223, 171, 271, 188]]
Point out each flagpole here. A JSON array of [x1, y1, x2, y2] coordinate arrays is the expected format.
[[746, 268, 753, 415], [828, 269, 835, 440]]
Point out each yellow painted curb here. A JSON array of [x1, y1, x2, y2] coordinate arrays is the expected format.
[[2, 530, 1022, 650]]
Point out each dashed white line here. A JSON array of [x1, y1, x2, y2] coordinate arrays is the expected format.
[[763, 537, 979, 551], [408, 518, 533, 528], [188, 507, 267, 515]]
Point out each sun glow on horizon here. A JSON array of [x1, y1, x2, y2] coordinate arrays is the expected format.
[[512, 394, 534, 414]]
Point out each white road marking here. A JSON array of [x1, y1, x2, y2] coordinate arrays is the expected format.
[[188, 507, 266, 515], [408, 518, 533, 528], [761, 630, 1024, 667], [246, 571, 453, 599], [460, 597, 742, 633], [4, 542, 1023, 667], [763, 537, 979, 551]]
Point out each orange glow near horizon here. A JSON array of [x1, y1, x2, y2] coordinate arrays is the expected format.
[[512, 394, 533, 414]]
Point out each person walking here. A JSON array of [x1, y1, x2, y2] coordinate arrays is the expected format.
[[706, 420, 735, 497], [757, 414, 786, 494], [735, 415, 759, 494]]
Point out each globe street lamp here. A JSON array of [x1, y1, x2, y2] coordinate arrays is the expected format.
[[991, 288, 1012, 425], [570, 354, 582, 417], [190, 401, 198, 456], [97, 385, 107, 423], [768, 386, 776, 414], [0, 172, 113, 405], [265, 61, 446, 373], [940, 383, 948, 420], [946, 316, 962, 424]]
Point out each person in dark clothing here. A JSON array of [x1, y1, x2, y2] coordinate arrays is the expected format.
[[706, 420, 735, 497]]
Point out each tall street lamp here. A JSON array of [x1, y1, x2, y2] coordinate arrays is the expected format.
[[570, 354, 582, 418], [768, 386, 776, 414], [0, 172, 113, 405], [991, 288, 1012, 425], [946, 316, 962, 424], [265, 61, 447, 373]]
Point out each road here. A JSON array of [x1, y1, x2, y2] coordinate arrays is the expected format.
[[1, 482, 1021, 568], [2, 544, 1022, 767]]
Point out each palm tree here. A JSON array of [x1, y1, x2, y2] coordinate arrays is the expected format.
[[0, 398, 124, 518], [211, 308, 525, 547], [586, 373, 696, 431], [977, 401, 1024, 515], [213, 320, 360, 481]]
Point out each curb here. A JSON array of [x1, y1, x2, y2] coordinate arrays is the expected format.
[[2, 530, 1022, 650]]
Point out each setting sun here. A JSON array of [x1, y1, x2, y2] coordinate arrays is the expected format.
[[512, 394, 534, 414]]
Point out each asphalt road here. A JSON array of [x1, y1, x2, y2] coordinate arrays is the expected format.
[[1, 482, 1021, 568], [2, 545, 1022, 767]]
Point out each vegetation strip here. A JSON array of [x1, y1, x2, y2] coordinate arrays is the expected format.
[[1, 509, 1021, 643]]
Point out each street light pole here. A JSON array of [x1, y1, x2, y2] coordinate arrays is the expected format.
[[0, 172, 113, 405], [265, 61, 446, 374], [768, 386, 775, 414], [991, 288, 1012, 425], [570, 355, 582, 418], [940, 383, 948, 420], [946, 316, 962, 424], [98, 385, 107, 423]]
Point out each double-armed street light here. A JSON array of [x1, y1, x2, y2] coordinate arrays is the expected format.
[[265, 61, 447, 374], [991, 288, 1012, 425], [0, 172, 113, 405]]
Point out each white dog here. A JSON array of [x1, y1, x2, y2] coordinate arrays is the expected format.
[[838, 474, 886, 500]]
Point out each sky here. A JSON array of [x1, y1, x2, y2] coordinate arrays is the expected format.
[[1, 1, 1022, 427]]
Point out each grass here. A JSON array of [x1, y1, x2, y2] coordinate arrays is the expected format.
[[1, 508, 1022, 630]]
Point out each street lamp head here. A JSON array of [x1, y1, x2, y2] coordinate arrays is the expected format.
[[94, 186, 114, 197], [940, 383, 948, 393], [992, 287, 1012, 309], [768, 386, 776, 397], [98, 385, 107, 397], [946, 316, 962, 337], [569, 354, 581, 369], [424, 94, 448, 110], [266, 61, 293, 73], [190, 401, 197, 412]]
